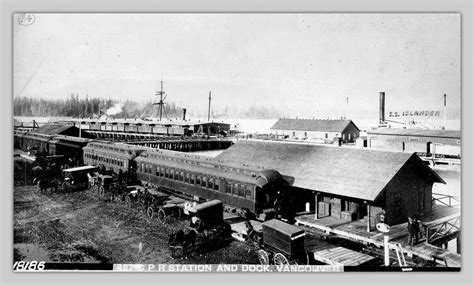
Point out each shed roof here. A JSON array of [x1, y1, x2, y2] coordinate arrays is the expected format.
[[367, 128, 461, 139], [271, 118, 358, 133], [31, 124, 75, 135], [215, 140, 444, 201]]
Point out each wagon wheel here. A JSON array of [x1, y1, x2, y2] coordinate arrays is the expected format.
[[93, 184, 99, 193], [99, 186, 105, 196], [257, 250, 270, 265], [125, 195, 132, 208], [293, 251, 309, 265], [157, 209, 167, 224], [273, 253, 289, 266], [147, 206, 155, 219], [171, 208, 182, 220], [62, 182, 71, 193]]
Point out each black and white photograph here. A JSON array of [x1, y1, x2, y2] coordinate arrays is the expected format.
[[12, 13, 461, 272]]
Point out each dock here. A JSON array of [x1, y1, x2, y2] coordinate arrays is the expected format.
[[295, 205, 461, 267], [305, 237, 376, 267]]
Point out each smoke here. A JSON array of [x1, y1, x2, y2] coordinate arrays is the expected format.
[[106, 103, 124, 116]]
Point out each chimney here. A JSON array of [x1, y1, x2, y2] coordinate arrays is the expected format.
[[182, 108, 187, 121], [208, 91, 211, 122], [379, 92, 385, 123], [443, 94, 447, 130]]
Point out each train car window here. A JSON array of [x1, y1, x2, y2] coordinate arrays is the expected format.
[[238, 184, 245, 197], [180, 171, 185, 181], [208, 178, 214, 190], [202, 176, 207, 187], [185, 172, 190, 183], [191, 174, 196, 184], [245, 185, 253, 199], [196, 175, 201, 185], [214, 178, 220, 191]]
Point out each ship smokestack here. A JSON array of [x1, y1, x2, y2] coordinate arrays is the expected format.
[[443, 94, 447, 130], [182, 108, 187, 121], [379, 92, 385, 123], [208, 91, 211, 122]]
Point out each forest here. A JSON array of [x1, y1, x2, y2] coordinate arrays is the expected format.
[[13, 94, 185, 119], [13, 94, 283, 119]]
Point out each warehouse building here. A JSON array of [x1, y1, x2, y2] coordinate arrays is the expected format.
[[216, 140, 444, 230], [362, 128, 461, 157], [270, 118, 360, 143]]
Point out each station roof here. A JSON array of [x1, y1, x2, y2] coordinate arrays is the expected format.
[[367, 128, 461, 139], [30, 124, 75, 135], [271, 118, 359, 133], [215, 140, 444, 202]]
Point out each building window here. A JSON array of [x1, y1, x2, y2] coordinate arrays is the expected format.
[[293, 131, 295, 137], [325, 133, 328, 139]]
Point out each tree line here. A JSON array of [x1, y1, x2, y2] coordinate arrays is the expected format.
[[14, 94, 283, 119], [13, 94, 186, 119]]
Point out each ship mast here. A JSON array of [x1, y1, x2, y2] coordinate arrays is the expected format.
[[154, 78, 166, 121]]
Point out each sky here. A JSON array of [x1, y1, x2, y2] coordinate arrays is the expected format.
[[13, 13, 461, 122]]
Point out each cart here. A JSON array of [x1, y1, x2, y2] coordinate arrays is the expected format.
[[256, 219, 308, 266], [144, 189, 170, 219], [168, 200, 232, 258], [61, 165, 99, 193]]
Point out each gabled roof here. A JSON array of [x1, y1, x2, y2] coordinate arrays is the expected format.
[[270, 118, 358, 133], [215, 140, 444, 202], [367, 128, 461, 139], [30, 124, 75, 135]]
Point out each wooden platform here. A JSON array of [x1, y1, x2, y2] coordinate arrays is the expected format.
[[295, 205, 461, 267], [305, 237, 376, 266]]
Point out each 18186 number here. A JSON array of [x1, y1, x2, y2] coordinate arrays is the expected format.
[[13, 261, 45, 271]]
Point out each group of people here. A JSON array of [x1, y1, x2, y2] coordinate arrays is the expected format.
[[407, 216, 423, 246]]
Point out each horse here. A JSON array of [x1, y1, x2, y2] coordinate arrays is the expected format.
[[35, 177, 59, 193], [168, 229, 197, 258], [168, 229, 185, 258]]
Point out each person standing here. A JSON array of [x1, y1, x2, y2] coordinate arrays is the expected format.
[[407, 217, 416, 246]]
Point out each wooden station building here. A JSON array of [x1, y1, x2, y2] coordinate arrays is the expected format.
[[215, 140, 445, 231]]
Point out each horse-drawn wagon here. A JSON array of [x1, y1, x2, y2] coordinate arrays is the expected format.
[[122, 185, 147, 208], [256, 219, 308, 266], [168, 200, 232, 258], [61, 165, 98, 193], [144, 189, 170, 219]]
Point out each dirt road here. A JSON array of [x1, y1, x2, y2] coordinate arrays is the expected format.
[[13, 185, 258, 265]]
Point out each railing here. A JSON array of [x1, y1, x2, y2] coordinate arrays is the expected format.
[[424, 215, 460, 245], [432, 193, 460, 207]]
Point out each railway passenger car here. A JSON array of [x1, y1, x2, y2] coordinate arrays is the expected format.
[[22, 132, 54, 153], [134, 148, 287, 216], [83, 141, 146, 174]]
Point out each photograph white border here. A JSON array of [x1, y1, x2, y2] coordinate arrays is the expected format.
[[1, 0, 473, 284]]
